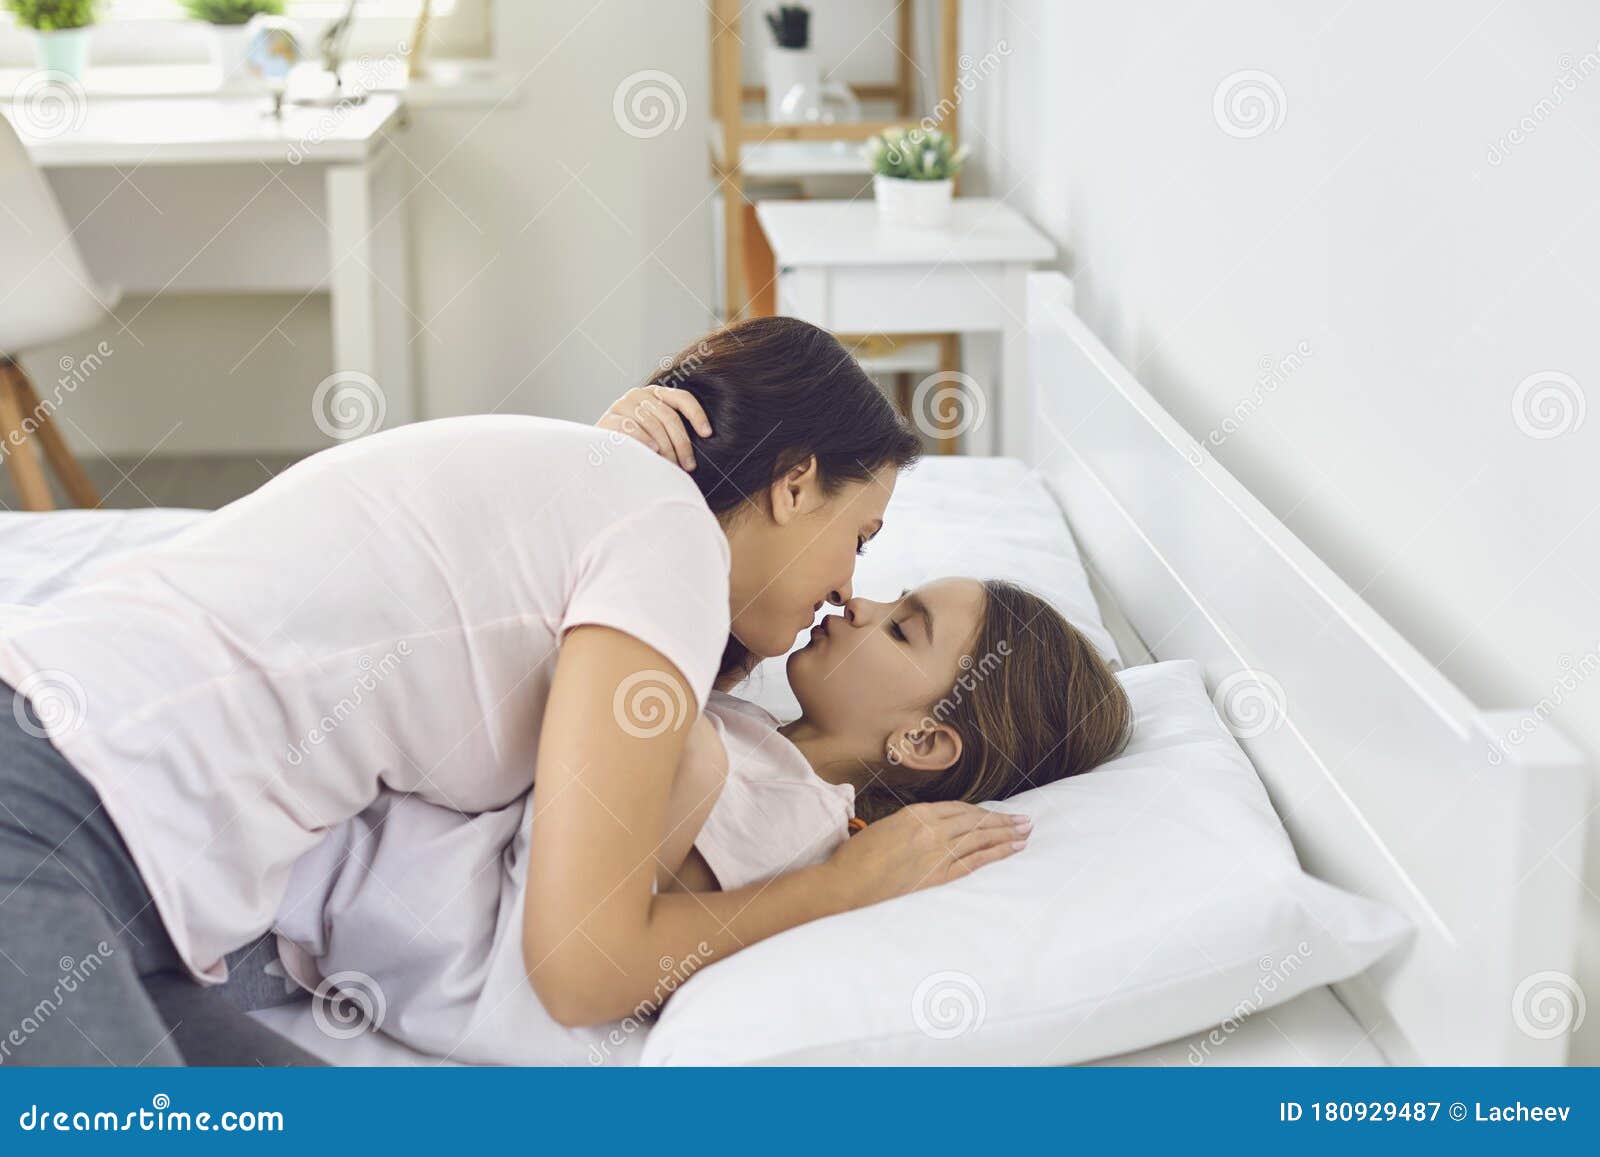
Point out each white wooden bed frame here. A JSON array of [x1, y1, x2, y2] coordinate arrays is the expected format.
[[1024, 271, 1590, 1065]]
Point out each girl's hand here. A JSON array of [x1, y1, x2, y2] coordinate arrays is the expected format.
[[597, 385, 712, 471], [821, 802, 1032, 909]]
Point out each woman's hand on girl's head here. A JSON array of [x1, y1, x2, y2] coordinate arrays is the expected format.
[[822, 802, 1033, 908], [597, 385, 712, 472]]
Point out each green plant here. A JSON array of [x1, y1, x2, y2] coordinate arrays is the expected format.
[[3, 0, 100, 31], [864, 126, 969, 181], [764, 4, 809, 49], [181, 0, 284, 25]]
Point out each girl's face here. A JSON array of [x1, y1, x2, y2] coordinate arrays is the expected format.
[[787, 578, 987, 746], [724, 462, 898, 661]]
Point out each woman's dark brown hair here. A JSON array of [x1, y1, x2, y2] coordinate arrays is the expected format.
[[854, 580, 1132, 823], [650, 317, 922, 676]]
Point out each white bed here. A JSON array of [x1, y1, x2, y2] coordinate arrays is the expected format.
[[1, 273, 1586, 1067], [0, 465, 1388, 1068]]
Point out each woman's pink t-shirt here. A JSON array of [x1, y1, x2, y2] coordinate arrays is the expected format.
[[0, 416, 731, 981]]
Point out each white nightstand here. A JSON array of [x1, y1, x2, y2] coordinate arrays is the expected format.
[[755, 198, 1056, 458]]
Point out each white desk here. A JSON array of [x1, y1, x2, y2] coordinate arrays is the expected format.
[[756, 199, 1055, 458], [1, 93, 416, 425]]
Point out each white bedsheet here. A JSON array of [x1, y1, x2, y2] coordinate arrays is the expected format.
[[0, 460, 1381, 1067], [246, 983, 1382, 1068]]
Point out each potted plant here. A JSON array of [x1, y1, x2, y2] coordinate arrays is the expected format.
[[865, 126, 969, 229], [763, 4, 814, 123], [182, 0, 284, 90], [4, 0, 100, 79]]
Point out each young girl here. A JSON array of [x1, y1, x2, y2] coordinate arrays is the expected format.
[[659, 576, 1131, 894], [266, 577, 1131, 1063]]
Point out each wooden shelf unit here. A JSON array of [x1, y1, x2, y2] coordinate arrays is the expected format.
[[710, 0, 962, 321]]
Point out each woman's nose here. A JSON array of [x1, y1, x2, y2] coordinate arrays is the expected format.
[[828, 581, 852, 607]]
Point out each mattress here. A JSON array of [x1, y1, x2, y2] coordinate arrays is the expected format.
[[0, 459, 1385, 1067]]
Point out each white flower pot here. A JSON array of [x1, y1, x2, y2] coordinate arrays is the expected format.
[[764, 45, 818, 122], [32, 28, 91, 79], [873, 174, 954, 229], [208, 24, 258, 91]]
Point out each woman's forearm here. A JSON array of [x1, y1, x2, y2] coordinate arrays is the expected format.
[[527, 861, 853, 1027]]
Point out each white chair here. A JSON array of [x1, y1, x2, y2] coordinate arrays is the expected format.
[[0, 109, 119, 510]]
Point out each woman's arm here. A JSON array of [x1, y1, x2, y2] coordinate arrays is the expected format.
[[523, 625, 1028, 1027]]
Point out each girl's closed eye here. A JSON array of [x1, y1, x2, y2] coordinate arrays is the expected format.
[[889, 620, 907, 642]]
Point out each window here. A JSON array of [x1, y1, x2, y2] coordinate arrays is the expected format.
[[1, 0, 492, 69]]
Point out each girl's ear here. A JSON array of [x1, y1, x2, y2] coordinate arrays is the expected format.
[[768, 455, 822, 525], [886, 723, 962, 774]]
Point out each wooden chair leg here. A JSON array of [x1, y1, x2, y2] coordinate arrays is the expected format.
[[7, 365, 99, 508], [935, 333, 962, 456], [0, 366, 55, 511]]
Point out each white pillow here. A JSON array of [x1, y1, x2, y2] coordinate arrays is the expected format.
[[639, 660, 1411, 1066]]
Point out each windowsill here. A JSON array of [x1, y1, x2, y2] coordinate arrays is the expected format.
[[0, 57, 516, 108]]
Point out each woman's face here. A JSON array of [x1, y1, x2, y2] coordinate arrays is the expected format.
[[725, 462, 898, 660], [787, 578, 987, 741]]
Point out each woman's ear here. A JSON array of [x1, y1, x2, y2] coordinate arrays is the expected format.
[[768, 455, 822, 525], [886, 722, 962, 774]]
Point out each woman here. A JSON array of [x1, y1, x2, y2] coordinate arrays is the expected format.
[[0, 317, 1029, 1065]]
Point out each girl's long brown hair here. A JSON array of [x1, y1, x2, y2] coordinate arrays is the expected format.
[[854, 581, 1132, 823]]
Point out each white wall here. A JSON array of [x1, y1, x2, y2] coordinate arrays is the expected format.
[[34, 0, 716, 455], [961, 0, 1600, 1059]]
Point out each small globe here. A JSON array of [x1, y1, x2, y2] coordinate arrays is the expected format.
[[245, 19, 304, 89]]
